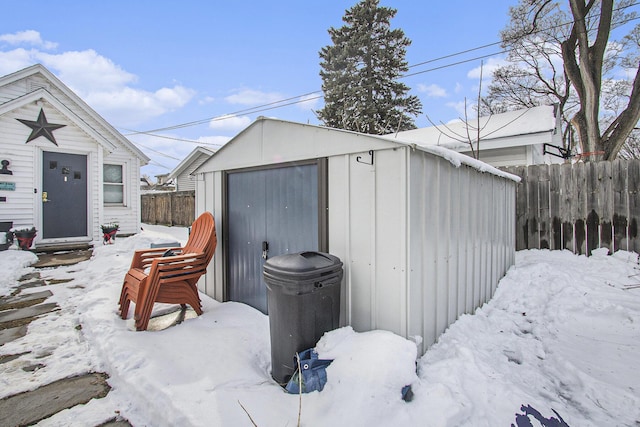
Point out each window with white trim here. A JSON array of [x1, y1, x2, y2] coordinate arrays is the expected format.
[[104, 164, 124, 204]]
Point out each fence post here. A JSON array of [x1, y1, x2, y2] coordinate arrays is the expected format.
[[501, 159, 638, 256]]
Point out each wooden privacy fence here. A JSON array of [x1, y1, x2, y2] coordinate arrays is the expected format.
[[141, 191, 195, 226], [502, 159, 640, 256]]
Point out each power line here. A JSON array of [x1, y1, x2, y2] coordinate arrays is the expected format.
[[133, 141, 183, 161], [125, 91, 322, 135], [404, 50, 510, 78], [121, 129, 224, 146], [129, 1, 640, 139]]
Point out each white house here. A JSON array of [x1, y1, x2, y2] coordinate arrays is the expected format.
[[387, 105, 565, 167], [167, 146, 215, 192], [0, 64, 149, 249], [193, 117, 518, 353]]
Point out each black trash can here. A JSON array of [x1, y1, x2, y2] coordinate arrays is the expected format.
[[263, 251, 343, 385]]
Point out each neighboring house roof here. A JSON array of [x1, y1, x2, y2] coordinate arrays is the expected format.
[[385, 105, 561, 151], [167, 146, 215, 180], [0, 64, 150, 164]]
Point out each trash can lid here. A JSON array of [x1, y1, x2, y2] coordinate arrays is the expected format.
[[264, 251, 342, 278]]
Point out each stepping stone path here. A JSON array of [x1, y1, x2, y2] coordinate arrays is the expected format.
[[0, 257, 132, 427], [0, 373, 111, 427]]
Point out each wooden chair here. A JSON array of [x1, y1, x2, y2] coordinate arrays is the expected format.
[[118, 212, 217, 331]]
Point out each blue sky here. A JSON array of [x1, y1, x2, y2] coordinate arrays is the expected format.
[[0, 1, 517, 178]]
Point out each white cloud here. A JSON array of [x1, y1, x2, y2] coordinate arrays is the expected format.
[[418, 83, 448, 98], [225, 89, 284, 105], [199, 96, 216, 105], [208, 114, 251, 131], [446, 100, 471, 119], [197, 135, 232, 147], [38, 50, 137, 92], [0, 37, 197, 127], [454, 82, 463, 94], [296, 93, 322, 110], [84, 85, 195, 127], [0, 30, 57, 49], [467, 57, 508, 79], [0, 48, 37, 76]]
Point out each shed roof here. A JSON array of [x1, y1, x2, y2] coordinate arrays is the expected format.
[[196, 117, 519, 182], [0, 64, 150, 164]]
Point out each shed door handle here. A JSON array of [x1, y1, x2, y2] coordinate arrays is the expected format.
[[262, 241, 269, 259]]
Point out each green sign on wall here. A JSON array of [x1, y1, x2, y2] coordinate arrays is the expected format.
[[0, 182, 16, 191]]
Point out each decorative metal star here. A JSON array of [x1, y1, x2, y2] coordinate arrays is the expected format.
[[16, 108, 66, 146]]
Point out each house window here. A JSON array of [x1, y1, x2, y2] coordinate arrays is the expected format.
[[104, 164, 124, 204]]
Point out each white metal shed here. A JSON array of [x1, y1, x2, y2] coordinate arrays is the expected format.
[[194, 117, 518, 353]]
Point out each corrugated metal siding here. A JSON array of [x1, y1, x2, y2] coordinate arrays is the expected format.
[[196, 120, 516, 355], [226, 164, 318, 314], [195, 170, 222, 299], [407, 152, 516, 353], [326, 147, 515, 354], [373, 149, 408, 335], [327, 148, 409, 335]]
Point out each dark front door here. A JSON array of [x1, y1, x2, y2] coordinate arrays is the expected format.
[[226, 162, 323, 313], [42, 152, 88, 239]]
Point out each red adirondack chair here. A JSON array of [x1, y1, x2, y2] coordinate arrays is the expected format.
[[118, 212, 217, 331]]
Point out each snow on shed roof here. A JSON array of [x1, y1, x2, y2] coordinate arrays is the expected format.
[[197, 117, 520, 182]]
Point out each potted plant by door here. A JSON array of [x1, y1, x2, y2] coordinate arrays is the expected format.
[[0, 221, 13, 251], [13, 227, 37, 250], [101, 223, 119, 244]]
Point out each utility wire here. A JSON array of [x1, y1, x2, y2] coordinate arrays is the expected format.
[[128, 2, 640, 140], [125, 91, 322, 135], [404, 50, 510, 78], [121, 129, 224, 146]]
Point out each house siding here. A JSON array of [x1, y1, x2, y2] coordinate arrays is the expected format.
[[176, 153, 210, 191], [103, 150, 142, 235], [1, 102, 101, 235], [0, 116, 38, 229], [459, 145, 528, 168], [0, 65, 148, 247], [0, 78, 31, 104]]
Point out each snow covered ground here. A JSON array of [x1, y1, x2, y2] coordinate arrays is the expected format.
[[1, 224, 639, 426]]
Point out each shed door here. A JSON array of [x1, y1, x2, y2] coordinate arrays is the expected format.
[[42, 152, 88, 239], [227, 163, 321, 314]]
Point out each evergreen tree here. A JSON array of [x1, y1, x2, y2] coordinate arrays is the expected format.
[[318, 0, 422, 135]]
